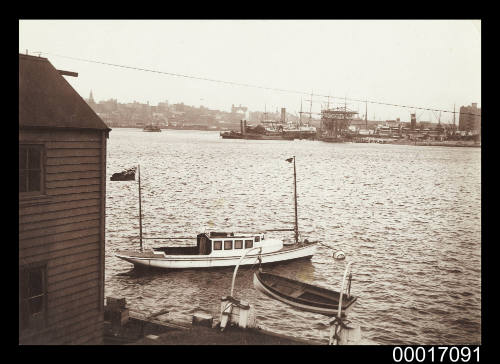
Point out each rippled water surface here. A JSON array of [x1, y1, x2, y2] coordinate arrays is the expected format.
[[105, 129, 481, 345]]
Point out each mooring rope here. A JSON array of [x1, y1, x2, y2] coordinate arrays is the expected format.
[[329, 316, 351, 343], [249, 254, 262, 272], [314, 240, 344, 252]]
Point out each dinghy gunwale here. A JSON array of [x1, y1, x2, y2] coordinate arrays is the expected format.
[[254, 271, 357, 313]]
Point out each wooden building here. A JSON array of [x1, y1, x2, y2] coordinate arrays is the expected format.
[[19, 54, 110, 344]]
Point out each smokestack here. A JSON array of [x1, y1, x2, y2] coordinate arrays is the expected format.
[[410, 113, 416, 130], [281, 108, 286, 123]]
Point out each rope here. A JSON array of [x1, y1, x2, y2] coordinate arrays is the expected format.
[[328, 316, 351, 345], [249, 254, 262, 272], [316, 241, 341, 251], [330, 316, 350, 329]]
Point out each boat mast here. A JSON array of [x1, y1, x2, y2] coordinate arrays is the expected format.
[[138, 164, 143, 251], [293, 156, 298, 244]]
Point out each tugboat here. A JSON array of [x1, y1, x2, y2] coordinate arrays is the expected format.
[[143, 124, 161, 132], [220, 120, 294, 140]]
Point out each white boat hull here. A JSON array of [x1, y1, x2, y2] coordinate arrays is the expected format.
[[115, 243, 316, 269]]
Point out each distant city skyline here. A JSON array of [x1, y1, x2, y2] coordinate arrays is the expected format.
[[19, 20, 481, 123]]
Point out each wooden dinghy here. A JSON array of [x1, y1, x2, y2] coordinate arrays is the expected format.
[[253, 271, 357, 317]]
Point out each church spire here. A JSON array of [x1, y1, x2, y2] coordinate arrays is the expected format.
[[89, 90, 95, 104]]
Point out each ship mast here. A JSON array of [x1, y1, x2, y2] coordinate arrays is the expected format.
[[299, 99, 303, 128], [309, 91, 313, 126], [365, 99, 368, 130]]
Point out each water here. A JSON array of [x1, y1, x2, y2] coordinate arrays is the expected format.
[[105, 129, 481, 345]]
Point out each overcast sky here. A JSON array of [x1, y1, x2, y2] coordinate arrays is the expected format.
[[19, 20, 481, 123]]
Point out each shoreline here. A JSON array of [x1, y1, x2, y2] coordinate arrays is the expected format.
[[112, 127, 481, 148]]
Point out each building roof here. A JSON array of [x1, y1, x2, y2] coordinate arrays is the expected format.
[[19, 54, 110, 131]]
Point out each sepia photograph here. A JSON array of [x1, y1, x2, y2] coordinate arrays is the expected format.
[[19, 19, 481, 351]]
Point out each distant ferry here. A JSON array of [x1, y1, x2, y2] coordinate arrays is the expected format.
[[115, 231, 316, 269], [143, 124, 161, 132], [220, 130, 294, 140]]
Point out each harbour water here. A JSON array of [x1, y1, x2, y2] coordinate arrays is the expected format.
[[105, 128, 481, 345]]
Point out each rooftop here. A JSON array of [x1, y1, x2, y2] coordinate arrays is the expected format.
[[19, 54, 110, 131]]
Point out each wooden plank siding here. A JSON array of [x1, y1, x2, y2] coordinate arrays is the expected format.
[[19, 195, 101, 214], [19, 128, 106, 345]]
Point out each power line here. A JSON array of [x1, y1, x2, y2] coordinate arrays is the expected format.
[[38, 51, 481, 117]]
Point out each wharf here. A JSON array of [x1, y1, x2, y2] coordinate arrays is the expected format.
[[104, 311, 321, 345], [351, 137, 480, 147]]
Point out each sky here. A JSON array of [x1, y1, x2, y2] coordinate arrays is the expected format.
[[19, 20, 481, 123]]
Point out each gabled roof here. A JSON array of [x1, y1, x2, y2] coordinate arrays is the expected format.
[[19, 54, 110, 131]]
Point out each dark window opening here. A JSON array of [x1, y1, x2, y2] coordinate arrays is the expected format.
[[213, 241, 222, 250], [19, 265, 47, 332], [255, 236, 260, 242], [245, 240, 253, 249], [19, 145, 43, 194], [224, 240, 233, 250], [234, 240, 243, 249]]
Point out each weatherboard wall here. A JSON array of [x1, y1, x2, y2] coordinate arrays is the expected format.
[[19, 127, 106, 345]]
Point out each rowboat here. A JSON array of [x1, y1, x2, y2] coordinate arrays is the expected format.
[[253, 270, 357, 317], [115, 231, 317, 269]]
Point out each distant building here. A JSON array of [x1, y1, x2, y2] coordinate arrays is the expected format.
[[231, 104, 248, 114], [459, 103, 481, 134], [19, 54, 110, 344]]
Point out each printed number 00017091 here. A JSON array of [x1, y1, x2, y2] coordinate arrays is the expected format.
[[392, 347, 479, 363]]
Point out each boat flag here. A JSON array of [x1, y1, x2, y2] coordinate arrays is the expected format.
[[285, 157, 294, 163]]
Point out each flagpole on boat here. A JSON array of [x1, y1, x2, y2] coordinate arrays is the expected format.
[[286, 156, 299, 245], [293, 156, 299, 244], [138, 164, 143, 252]]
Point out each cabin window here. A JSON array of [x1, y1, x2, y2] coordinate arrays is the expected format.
[[19, 145, 44, 195], [224, 240, 233, 250], [213, 241, 222, 250], [255, 236, 260, 242], [234, 240, 243, 249], [19, 264, 47, 332], [245, 240, 253, 249]]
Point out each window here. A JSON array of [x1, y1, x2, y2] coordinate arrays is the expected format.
[[224, 240, 233, 250], [245, 240, 253, 249], [234, 240, 243, 249], [19, 145, 44, 194], [19, 264, 47, 332], [255, 236, 260, 242], [213, 241, 222, 250]]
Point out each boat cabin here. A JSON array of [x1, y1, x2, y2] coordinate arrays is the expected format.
[[152, 232, 268, 256]]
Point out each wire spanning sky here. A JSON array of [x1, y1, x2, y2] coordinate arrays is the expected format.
[[19, 20, 481, 123]]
